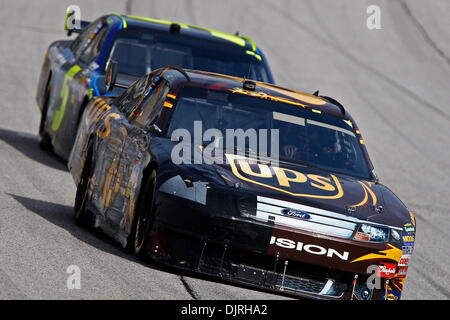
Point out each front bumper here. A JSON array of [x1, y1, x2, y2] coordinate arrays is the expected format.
[[145, 190, 406, 300]]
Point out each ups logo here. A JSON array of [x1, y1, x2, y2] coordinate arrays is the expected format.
[[225, 154, 343, 199]]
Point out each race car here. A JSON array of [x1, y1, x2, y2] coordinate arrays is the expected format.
[[35, 12, 273, 160], [68, 65, 415, 300]]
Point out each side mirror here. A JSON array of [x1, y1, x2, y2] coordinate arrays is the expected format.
[[105, 60, 118, 91]]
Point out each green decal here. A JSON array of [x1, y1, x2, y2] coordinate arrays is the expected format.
[[126, 15, 189, 29], [87, 88, 93, 100], [109, 12, 128, 29], [51, 65, 82, 131], [246, 50, 262, 61]]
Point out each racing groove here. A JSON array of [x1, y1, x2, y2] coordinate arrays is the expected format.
[[0, 0, 449, 299]]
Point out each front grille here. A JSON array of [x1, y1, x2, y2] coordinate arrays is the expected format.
[[255, 196, 357, 239], [158, 229, 351, 299], [195, 242, 347, 298], [275, 274, 325, 294]]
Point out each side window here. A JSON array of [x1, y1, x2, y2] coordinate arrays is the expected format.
[[79, 26, 109, 65], [129, 79, 170, 129], [114, 75, 152, 117], [108, 40, 150, 76], [70, 18, 104, 59]]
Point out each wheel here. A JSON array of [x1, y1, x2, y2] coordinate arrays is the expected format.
[[133, 170, 157, 260], [73, 143, 95, 227], [38, 77, 53, 151]]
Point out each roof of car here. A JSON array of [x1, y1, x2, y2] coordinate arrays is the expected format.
[[107, 13, 260, 56], [162, 68, 352, 121]]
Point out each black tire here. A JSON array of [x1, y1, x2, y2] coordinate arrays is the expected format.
[[74, 143, 95, 227], [74, 99, 89, 140], [38, 77, 53, 151], [133, 170, 157, 261]]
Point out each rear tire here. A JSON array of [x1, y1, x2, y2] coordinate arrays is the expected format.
[[74, 143, 95, 227], [133, 170, 157, 261]]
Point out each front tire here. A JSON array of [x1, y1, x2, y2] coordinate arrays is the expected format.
[[133, 170, 157, 260], [38, 77, 53, 151], [74, 143, 95, 227]]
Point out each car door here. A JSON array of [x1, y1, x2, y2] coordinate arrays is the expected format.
[[51, 18, 110, 156], [104, 74, 170, 235], [90, 75, 152, 225]]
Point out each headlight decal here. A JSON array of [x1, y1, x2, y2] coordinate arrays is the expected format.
[[353, 224, 388, 242]]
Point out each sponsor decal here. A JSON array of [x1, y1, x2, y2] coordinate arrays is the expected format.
[[270, 236, 349, 261], [397, 266, 408, 278], [376, 263, 397, 279], [226, 154, 344, 200], [281, 208, 311, 220], [402, 235, 415, 245], [404, 223, 415, 234], [354, 232, 370, 242], [398, 255, 410, 267], [382, 290, 401, 300], [51, 64, 83, 131], [402, 245, 414, 255]]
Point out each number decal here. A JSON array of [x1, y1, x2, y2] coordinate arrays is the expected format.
[[51, 64, 82, 131]]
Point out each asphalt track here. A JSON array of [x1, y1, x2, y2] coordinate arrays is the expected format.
[[0, 0, 449, 300]]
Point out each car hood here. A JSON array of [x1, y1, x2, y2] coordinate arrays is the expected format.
[[212, 153, 410, 229], [154, 140, 411, 229]]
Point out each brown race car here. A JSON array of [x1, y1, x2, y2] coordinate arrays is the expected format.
[[68, 65, 416, 300]]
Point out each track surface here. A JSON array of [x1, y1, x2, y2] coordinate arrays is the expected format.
[[0, 0, 449, 299]]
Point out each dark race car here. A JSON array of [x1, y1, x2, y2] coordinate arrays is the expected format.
[[36, 12, 273, 160], [68, 66, 416, 300]]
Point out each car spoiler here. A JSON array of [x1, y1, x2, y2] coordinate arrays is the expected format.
[[64, 8, 90, 36]]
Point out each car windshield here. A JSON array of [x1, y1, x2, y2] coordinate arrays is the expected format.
[[108, 27, 270, 82], [167, 86, 372, 179]]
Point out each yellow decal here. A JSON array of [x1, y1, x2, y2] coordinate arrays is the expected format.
[[343, 119, 353, 128], [226, 154, 344, 200], [307, 174, 336, 192], [229, 87, 308, 108], [351, 244, 402, 264], [246, 50, 262, 61], [102, 156, 123, 208], [92, 103, 111, 123], [163, 101, 173, 108], [239, 161, 272, 178], [126, 15, 189, 29], [352, 181, 377, 207], [97, 113, 120, 139], [51, 64, 82, 131], [273, 167, 307, 187], [257, 83, 327, 106], [409, 210, 416, 227]]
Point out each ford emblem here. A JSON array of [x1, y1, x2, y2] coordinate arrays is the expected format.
[[281, 208, 311, 220]]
